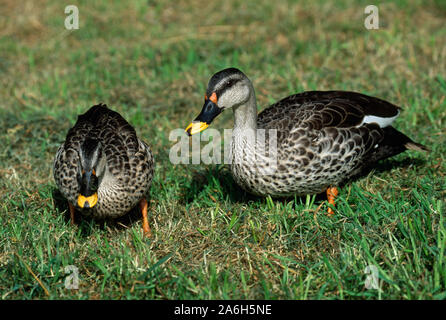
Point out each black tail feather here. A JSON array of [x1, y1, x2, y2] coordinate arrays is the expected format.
[[370, 126, 428, 163], [383, 126, 429, 153]]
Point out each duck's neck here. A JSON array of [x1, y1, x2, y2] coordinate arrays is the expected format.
[[230, 86, 259, 168], [232, 85, 258, 132]]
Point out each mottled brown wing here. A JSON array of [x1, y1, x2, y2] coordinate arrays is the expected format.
[[82, 104, 139, 178], [258, 90, 401, 132], [257, 91, 410, 175], [57, 104, 139, 181]]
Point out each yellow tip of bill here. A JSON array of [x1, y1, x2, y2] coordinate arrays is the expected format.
[[77, 193, 98, 208], [185, 121, 209, 135]]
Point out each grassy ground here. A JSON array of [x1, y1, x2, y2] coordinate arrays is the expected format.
[[0, 0, 445, 299]]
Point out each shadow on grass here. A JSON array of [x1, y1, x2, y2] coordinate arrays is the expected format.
[[180, 166, 257, 204], [367, 157, 427, 175], [51, 188, 144, 237], [181, 156, 427, 205], [180, 166, 323, 207], [343, 156, 427, 186]]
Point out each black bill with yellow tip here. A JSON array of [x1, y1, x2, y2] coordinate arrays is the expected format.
[[185, 96, 222, 136], [77, 169, 99, 209]]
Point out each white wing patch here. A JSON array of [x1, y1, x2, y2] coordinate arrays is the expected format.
[[358, 110, 400, 128]]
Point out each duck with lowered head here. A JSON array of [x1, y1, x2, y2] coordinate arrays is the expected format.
[[53, 104, 154, 236]]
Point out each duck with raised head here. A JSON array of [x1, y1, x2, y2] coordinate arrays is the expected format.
[[186, 68, 428, 213], [53, 104, 154, 236]]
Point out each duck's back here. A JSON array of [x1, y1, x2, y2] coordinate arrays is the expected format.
[[66, 104, 139, 169], [258, 91, 400, 132]]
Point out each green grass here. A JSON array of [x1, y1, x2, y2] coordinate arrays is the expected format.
[[0, 0, 445, 299]]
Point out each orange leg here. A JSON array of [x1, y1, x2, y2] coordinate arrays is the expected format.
[[139, 198, 151, 237], [68, 202, 76, 225], [326, 186, 339, 215]]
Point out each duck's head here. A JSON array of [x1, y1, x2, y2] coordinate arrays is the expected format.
[[77, 138, 104, 209], [186, 68, 252, 135]]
